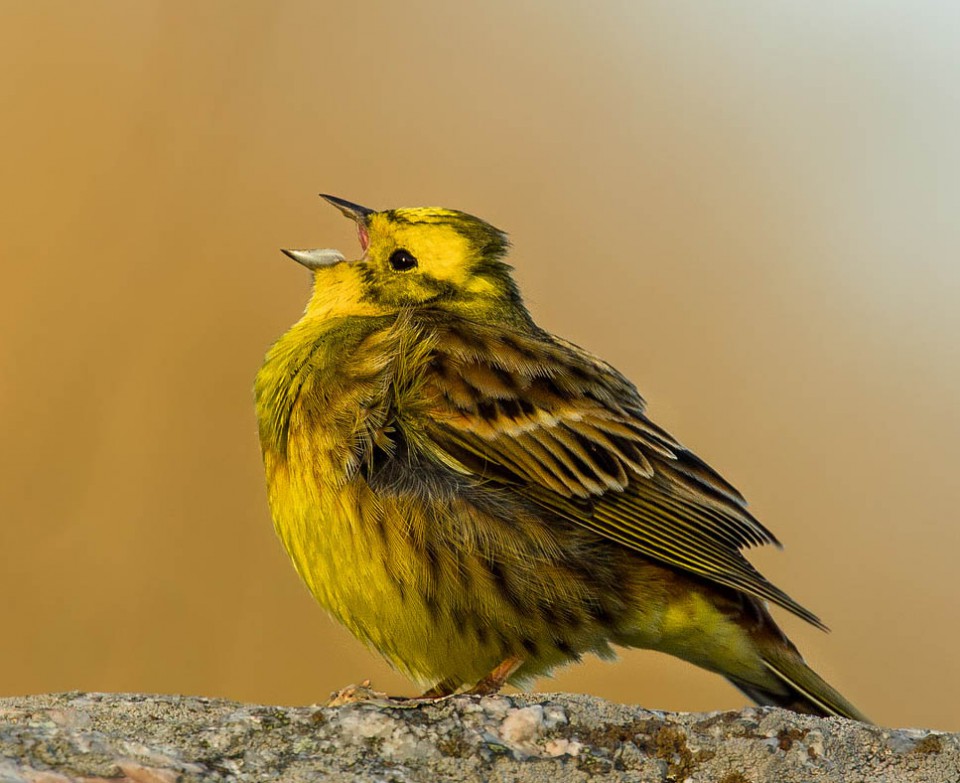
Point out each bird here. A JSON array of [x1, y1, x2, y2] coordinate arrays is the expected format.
[[254, 194, 868, 721]]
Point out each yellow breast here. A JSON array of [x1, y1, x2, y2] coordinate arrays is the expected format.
[[255, 313, 503, 684]]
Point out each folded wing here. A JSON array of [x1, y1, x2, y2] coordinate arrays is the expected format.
[[402, 313, 824, 629]]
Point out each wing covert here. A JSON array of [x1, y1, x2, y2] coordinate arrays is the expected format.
[[403, 314, 823, 629]]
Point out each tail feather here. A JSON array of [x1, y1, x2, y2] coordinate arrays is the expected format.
[[642, 579, 869, 722], [728, 645, 870, 723]]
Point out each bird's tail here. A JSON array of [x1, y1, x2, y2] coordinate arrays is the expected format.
[[628, 578, 869, 722], [726, 632, 870, 723]]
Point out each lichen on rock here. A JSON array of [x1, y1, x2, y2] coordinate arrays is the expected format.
[[0, 691, 956, 782]]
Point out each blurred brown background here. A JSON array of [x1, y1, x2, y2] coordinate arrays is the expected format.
[[1, 2, 958, 731]]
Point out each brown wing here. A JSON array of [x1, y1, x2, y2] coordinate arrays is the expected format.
[[407, 314, 824, 629]]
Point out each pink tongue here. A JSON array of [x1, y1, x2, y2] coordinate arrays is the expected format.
[[358, 224, 370, 252]]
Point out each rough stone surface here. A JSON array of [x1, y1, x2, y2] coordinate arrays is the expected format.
[[0, 691, 956, 782]]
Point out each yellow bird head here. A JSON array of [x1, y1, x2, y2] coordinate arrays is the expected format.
[[282, 195, 526, 322]]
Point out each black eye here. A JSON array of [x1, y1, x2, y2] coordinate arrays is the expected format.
[[389, 248, 418, 271]]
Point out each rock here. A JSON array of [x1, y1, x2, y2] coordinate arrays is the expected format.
[[0, 691, 956, 782]]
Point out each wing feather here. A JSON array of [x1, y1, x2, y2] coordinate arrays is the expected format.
[[401, 313, 823, 629]]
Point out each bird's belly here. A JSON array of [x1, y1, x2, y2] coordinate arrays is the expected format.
[[267, 469, 515, 687], [265, 460, 688, 691]]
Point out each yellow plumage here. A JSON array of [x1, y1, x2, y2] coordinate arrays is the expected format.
[[254, 195, 868, 720]]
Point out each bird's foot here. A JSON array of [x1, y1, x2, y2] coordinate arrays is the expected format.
[[325, 657, 524, 708], [325, 679, 389, 707], [418, 678, 459, 699], [462, 656, 523, 696]]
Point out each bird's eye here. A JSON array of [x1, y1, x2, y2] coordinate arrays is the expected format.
[[388, 248, 418, 271]]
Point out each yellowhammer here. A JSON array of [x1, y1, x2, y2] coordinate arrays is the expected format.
[[255, 195, 868, 721]]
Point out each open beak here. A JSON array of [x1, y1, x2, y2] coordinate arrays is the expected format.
[[281, 196, 376, 267], [280, 248, 345, 269], [320, 194, 375, 252]]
